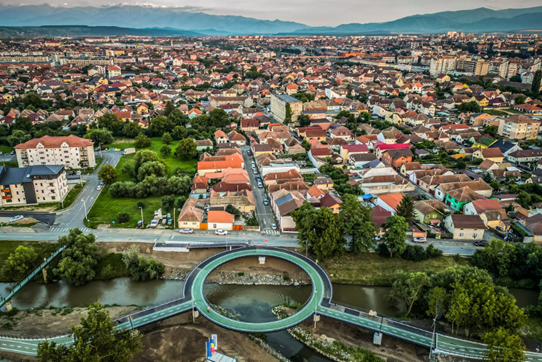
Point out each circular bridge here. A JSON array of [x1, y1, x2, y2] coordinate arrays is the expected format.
[[183, 246, 333, 333]]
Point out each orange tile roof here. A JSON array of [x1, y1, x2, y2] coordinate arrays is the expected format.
[[207, 211, 235, 224], [14, 135, 93, 149], [379, 193, 403, 211]]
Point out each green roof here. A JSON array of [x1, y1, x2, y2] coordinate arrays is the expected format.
[[478, 137, 496, 146]]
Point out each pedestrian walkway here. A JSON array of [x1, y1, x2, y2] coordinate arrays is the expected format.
[[49, 227, 93, 233], [262, 229, 280, 235]]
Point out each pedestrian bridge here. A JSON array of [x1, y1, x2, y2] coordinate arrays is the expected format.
[[0, 247, 540, 361]]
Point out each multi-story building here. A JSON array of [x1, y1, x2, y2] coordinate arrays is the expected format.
[[0, 165, 68, 206], [14, 135, 96, 169], [456, 59, 489, 76], [429, 56, 457, 76], [270, 93, 302, 124], [497, 115, 541, 140]]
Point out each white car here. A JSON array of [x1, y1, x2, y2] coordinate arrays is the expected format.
[[215, 229, 228, 235], [271, 224, 277, 230], [413, 237, 427, 243], [179, 228, 194, 234], [9, 215, 24, 223], [96, 185, 103, 191], [150, 220, 159, 228]]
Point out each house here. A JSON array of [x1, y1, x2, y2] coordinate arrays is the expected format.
[[472, 148, 504, 164], [376, 193, 403, 215], [349, 153, 378, 168], [191, 175, 208, 194], [197, 153, 244, 176], [214, 130, 229, 144], [196, 139, 213, 151], [414, 199, 447, 225], [508, 149, 542, 164], [319, 193, 342, 214], [227, 131, 247, 146], [177, 196, 204, 229], [381, 148, 414, 169], [443, 214, 486, 241], [314, 176, 334, 191], [463, 198, 509, 231], [240, 118, 259, 132], [207, 210, 235, 231], [340, 144, 369, 160], [209, 189, 255, 213]]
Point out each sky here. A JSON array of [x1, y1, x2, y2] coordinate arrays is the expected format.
[[5, 0, 542, 26]]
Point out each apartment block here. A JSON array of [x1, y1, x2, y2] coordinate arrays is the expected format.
[[270, 93, 302, 124], [0, 165, 68, 206], [14, 135, 96, 169], [497, 115, 541, 140]]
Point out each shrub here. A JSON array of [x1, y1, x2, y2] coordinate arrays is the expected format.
[[401, 245, 427, 261], [117, 213, 130, 223], [162, 195, 175, 210], [137, 201, 145, 209], [376, 243, 389, 257]]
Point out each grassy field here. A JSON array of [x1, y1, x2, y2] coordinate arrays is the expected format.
[[320, 253, 470, 286], [0, 145, 13, 154], [484, 109, 510, 116]]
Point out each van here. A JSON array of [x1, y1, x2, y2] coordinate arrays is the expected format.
[[123, 148, 136, 155]]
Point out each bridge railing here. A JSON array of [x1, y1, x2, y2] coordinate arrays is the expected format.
[[0, 246, 66, 309]]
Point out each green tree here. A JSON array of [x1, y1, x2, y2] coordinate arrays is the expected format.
[[97, 113, 124, 135], [175, 138, 198, 160], [122, 245, 165, 281], [160, 145, 171, 157], [7, 130, 31, 147], [470, 239, 516, 277], [37, 302, 143, 362], [123, 122, 142, 138], [85, 128, 114, 146], [395, 195, 415, 224], [137, 161, 167, 181], [134, 133, 151, 148], [54, 229, 100, 286], [162, 132, 172, 145], [284, 104, 292, 124], [515, 95, 526, 105], [117, 213, 130, 223], [97, 164, 118, 185], [339, 194, 376, 253], [171, 125, 188, 140], [149, 115, 174, 136], [167, 109, 187, 127], [301, 139, 311, 151], [482, 328, 526, 362], [484, 125, 498, 138], [382, 215, 409, 257], [1, 246, 38, 281], [209, 108, 229, 128], [457, 100, 481, 113], [298, 114, 311, 127], [10, 116, 32, 132], [175, 196, 187, 209], [162, 195, 175, 210], [133, 150, 162, 175], [164, 101, 175, 116], [532, 70, 542, 94], [387, 270, 431, 317]]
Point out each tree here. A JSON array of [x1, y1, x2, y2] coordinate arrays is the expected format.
[[122, 245, 165, 282], [171, 125, 188, 140], [395, 195, 415, 224], [470, 239, 516, 277], [54, 229, 100, 286], [301, 139, 311, 151], [137, 161, 167, 181], [387, 271, 431, 317], [123, 122, 142, 138], [509, 75, 522, 82], [97, 113, 124, 135], [1, 246, 38, 281], [515, 95, 526, 105], [162, 132, 172, 145], [168, 109, 187, 127], [164, 101, 175, 116], [209, 109, 229, 128], [484, 125, 498, 138], [134, 133, 151, 148], [482, 328, 526, 362], [532, 70, 542, 94], [133, 150, 162, 175], [297, 114, 311, 127], [382, 216, 409, 257], [339, 194, 376, 253], [284, 103, 292, 124], [149, 116, 174, 136], [10, 116, 32, 132], [98, 165, 118, 185], [175, 196, 187, 209], [37, 302, 143, 362], [175, 138, 198, 160], [85, 128, 114, 146], [7, 130, 31, 147], [160, 145, 171, 157], [162, 195, 175, 210], [457, 100, 481, 113]]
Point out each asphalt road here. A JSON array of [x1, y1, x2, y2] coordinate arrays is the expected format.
[[241, 147, 279, 235]]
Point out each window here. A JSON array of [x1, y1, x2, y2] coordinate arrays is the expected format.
[[473, 233, 477, 238], [459, 233, 464, 236], [213, 224, 217, 228], [426, 215, 430, 219]]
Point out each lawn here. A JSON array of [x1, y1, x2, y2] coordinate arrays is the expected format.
[[0, 241, 59, 282], [0, 145, 13, 154], [320, 252, 470, 286], [484, 109, 510, 117], [84, 190, 163, 228]]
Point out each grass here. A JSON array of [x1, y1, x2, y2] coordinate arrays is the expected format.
[[2, 222, 38, 228], [84, 189, 163, 228], [95, 253, 129, 279], [484, 109, 509, 116], [1, 161, 18, 168], [59, 183, 84, 210], [320, 252, 469, 286], [521, 316, 542, 341], [0, 145, 13, 154], [0, 241, 59, 282]]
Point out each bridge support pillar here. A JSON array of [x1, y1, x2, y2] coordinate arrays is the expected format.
[[42, 267, 47, 282], [373, 332, 382, 346], [5, 300, 12, 312]]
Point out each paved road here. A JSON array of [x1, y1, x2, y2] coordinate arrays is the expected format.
[[240, 147, 279, 235], [1, 246, 540, 361]]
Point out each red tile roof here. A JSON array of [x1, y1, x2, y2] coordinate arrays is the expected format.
[[14, 135, 93, 149]]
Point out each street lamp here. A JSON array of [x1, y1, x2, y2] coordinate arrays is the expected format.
[[83, 200, 87, 219], [139, 207, 144, 227]]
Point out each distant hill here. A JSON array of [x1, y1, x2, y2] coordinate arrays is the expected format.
[[0, 5, 541, 36], [0, 25, 201, 38]]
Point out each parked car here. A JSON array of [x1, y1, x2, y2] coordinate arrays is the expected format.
[[162, 218, 167, 225], [253, 169, 258, 175], [257, 182, 263, 188], [474, 240, 488, 247], [10, 150, 14, 155], [96, 185, 103, 191], [9, 215, 24, 223], [0, 151, 3, 155], [263, 199, 269, 206], [271, 224, 277, 230], [247, 150, 252, 156], [413, 237, 427, 243], [215, 229, 228, 235], [166, 213, 171, 219], [374, 235, 382, 241], [179, 228, 194, 234], [150, 220, 158, 228], [137, 220, 143, 228], [167, 219, 173, 226]]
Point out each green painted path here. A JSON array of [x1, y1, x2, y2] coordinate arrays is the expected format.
[[0, 246, 541, 361]]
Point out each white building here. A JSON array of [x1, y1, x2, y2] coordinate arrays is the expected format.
[[14, 135, 96, 169]]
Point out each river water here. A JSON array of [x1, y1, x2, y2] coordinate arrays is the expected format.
[[0, 279, 538, 361]]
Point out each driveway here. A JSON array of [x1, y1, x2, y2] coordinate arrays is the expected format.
[[241, 147, 279, 235]]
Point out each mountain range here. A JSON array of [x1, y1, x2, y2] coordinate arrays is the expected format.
[[0, 4, 541, 36]]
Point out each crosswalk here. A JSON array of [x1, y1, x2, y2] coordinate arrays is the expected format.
[[49, 227, 93, 233], [263, 229, 280, 235]]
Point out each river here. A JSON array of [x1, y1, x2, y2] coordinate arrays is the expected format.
[[0, 279, 538, 361]]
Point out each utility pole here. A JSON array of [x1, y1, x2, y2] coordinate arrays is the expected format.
[[429, 315, 437, 361], [173, 208, 176, 229], [83, 200, 87, 219], [140, 206, 144, 227]]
